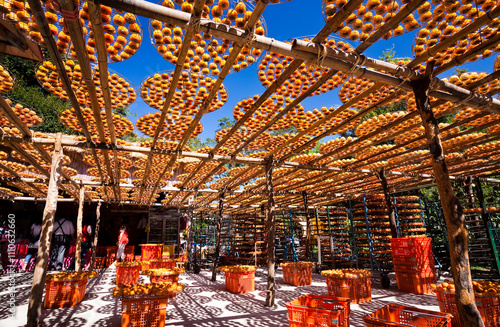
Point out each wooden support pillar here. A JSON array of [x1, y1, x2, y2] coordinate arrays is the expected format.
[[302, 191, 311, 260], [186, 206, 193, 270], [90, 202, 102, 271], [75, 186, 85, 272], [27, 133, 63, 327], [376, 168, 399, 238], [211, 191, 224, 282], [411, 68, 484, 327], [265, 156, 276, 307]]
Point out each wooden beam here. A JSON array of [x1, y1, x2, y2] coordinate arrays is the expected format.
[[265, 156, 276, 307], [376, 168, 398, 238], [411, 66, 484, 327], [302, 191, 311, 260], [90, 202, 102, 271], [211, 191, 224, 282], [186, 206, 194, 270], [75, 185, 85, 272], [27, 133, 63, 327]]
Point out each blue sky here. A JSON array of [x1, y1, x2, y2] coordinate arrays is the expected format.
[[108, 0, 496, 142]]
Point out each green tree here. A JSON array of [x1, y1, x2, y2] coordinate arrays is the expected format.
[[186, 137, 216, 150], [2, 54, 76, 134], [216, 116, 236, 132]]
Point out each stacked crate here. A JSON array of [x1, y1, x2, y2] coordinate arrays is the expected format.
[[394, 196, 427, 237], [391, 236, 436, 294]]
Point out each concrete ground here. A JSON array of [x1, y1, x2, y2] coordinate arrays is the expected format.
[[0, 265, 444, 326]]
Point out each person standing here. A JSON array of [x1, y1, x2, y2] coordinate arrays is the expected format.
[[50, 216, 75, 271], [22, 217, 42, 271], [81, 222, 92, 268], [116, 225, 128, 262]]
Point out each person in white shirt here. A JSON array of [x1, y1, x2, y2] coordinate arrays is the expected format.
[[50, 216, 75, 271]]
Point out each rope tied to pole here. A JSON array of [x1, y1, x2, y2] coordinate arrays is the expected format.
[[243, 25, 257, 49], [309, 43, 328, 69], [455, 92, 475, 108], [347, 53, 366, 76], [50, 0, 80, 22]]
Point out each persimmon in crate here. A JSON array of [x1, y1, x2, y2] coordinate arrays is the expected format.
[[432, 280, 500, 327], [44, 271, 97, 308], [363, 304, 452, 327], [116, 262, 141, 285], [282, 262, 314, 286], [322, 269, 372, 304], [149, 258, 176, 269], [287, 294, 351, 327], [140, 244, 163, 261], [218, 265, 256, 293], [143, 268, 185, 284], [122, 296, 168, 327]]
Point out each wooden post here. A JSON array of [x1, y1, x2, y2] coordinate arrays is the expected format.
[[376, 168, 399, 238], [90, 202, 102, 271], [211, 191, 224, 282], [302, 191, 311, 260], [411, 67, 484, 327], [265, 156, 276, 307], [75, 186, 85, 272], [27, 133, 63, 327], [186, 206, 193, 270]]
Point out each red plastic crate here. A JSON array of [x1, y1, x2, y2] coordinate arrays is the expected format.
[[150, 261, 175, 269], [140, 245, 163, 261], [44, 279, 88, 308], [225, 271, 255, 293], [287, 294, 350, 327], [435, 290, 500, 327], [283, 265, 313, 286], [325, 276, 371, 304], [106, 246, 117, 267], [363, 304, 452, 327], [395, 270, 436, 294], [393, 256, 435, 272], [116, 266, 140, 285], [391, 237, 432, 258], [122, 296, 168, 327], [150, 274, 179, 283]]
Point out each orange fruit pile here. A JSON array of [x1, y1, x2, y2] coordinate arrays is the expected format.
[[36, 60, 137, 109], [0, 65, 14, 93], [140, 71, 227, 114], [215, 126, 272, 150], [61, 107, 133, 137], [258, 37, 350, 96], [136, 112, 203, 139], [151, 0, 265, 75], [1, 99, 43, 128]]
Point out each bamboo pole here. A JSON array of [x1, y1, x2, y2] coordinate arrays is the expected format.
[[265, 156, 276, 307], [376, 168, 398, 238], [59, 0, 118, 200], [26, 0, 109, 198], [138, 0, 205, 203], [211, 191, 224, 282], [186, 206, 194, 270], [90, 202, 102, 271], [96, 0, 500, 114], [27, 133, 63, 327], [75, 186, 85, 272], [411, 64, 484, 327], [302, 191, 311, 260]]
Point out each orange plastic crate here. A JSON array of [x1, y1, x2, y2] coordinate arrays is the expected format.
[[141, 245, 163, 261], [150, 261, 175, 269], [394, 269, 436, 294], [325, 276, 371, 304], [363, 304, 452, 327], [116, 266, 140, 285], [435, 290, 500, 327], [122, 296, 168, 327], [391, 237, 432, 258], [106, 246, 117, 267], [150, 274, 179, 283], [393, 256, 435, 272], [283, 265, 313, 286], [225, 271, 255, 293], [287, 294, 350, 327], [44, 279, 88, 308]]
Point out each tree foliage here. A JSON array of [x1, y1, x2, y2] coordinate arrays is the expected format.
[[2, 54, 76, 135]]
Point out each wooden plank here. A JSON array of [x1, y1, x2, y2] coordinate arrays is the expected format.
[[211, 191, 224, 282], [265, 156, 276, 307], [75, 186, 85, 272], [90, 202, 102, 271]]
